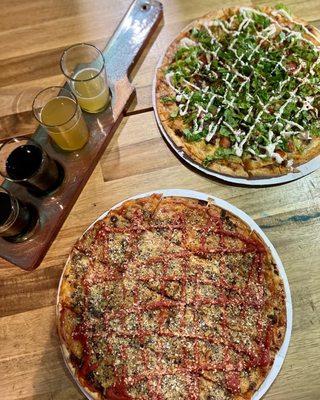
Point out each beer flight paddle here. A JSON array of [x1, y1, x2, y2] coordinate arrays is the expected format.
[[0, 0, 163, 270]]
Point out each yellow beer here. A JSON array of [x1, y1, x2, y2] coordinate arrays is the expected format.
[[73, 68, 110, 113], [41, 96, 89, 151]]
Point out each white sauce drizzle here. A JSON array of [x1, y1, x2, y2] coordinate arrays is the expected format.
[[166, 7, 320, 159], [205, 116, 222, 142], [165, 72, 180, 94], [212, 19, 231, 34], [179, 97, 191, 116], [183, 78, 202, 91], [272, 8, 320, 43], [273, 152, 284, 164], [179, 37, 198, 48]]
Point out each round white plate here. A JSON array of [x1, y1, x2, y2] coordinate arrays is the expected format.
[[152, 45, 320, 186], [57, 189, 292, 399]]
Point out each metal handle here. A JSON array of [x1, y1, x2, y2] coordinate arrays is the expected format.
[[104, 0, 163, 84]]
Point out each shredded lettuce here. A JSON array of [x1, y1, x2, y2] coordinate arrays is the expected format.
[[164, 7, 320, 162], [275, 3, 291, 14], [203, 148, 237, 165]]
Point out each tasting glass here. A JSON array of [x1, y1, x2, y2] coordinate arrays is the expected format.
[[0, 137, 63, 196], [0, 187, 38, 241], [33, 86, 89, 151], [60, 43, 110, 113]]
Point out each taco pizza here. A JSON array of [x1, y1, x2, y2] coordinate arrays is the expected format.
[[155, 6, 320, 178]]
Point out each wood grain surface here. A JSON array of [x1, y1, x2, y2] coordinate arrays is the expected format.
[[0, 0, 319, 399]]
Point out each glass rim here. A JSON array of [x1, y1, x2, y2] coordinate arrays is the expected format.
[[0, 136, 45, 183], [0, 187, 19, 231], [60, 43, 105, 82], [32, 85, 80, 128]]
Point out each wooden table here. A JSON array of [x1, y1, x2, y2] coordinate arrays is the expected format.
[[0, 0, 320, 399]]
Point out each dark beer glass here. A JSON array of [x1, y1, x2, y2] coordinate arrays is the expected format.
[[0, 187, 38, 241], [0, 137, 63, 196]]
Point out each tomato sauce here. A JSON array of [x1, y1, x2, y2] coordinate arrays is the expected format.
[[64, 202, 273, 399]]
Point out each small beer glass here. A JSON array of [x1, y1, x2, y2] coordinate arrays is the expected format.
[[60, 43, 110, 113], [0, 137, 63, 196], [33, 86, 89, 151], [0, 187, 38, 241]]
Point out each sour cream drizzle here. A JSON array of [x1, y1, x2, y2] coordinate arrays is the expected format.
[[166, 7, 320, 163]]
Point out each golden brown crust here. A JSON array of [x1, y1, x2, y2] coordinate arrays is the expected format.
[[155, 6, 320, 179], [58, 194, 287, 400]]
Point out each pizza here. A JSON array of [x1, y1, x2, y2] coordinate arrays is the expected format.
[[57, 193, 287, 400], [155, 6, 320, 178]]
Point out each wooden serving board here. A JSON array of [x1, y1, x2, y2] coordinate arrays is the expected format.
[[0, 0, 163, 271]]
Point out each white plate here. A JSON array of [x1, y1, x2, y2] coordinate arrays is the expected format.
[[57, 189, 292, 399], [152, 45, 320, 186]]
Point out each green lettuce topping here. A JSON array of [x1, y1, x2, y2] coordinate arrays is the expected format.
[[163, 7, 320, 165]]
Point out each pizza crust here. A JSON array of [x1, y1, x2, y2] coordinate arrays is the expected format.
[[155, 6, 320, 179]]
